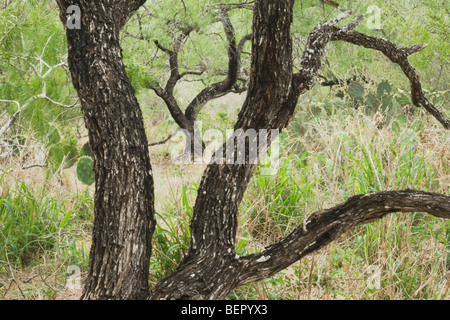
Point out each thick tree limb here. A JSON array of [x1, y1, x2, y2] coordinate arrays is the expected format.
[[113, 0, 147, 29], [237, 190, 450, 285], [149, 0, 298, 300], [150, 8, 450, 300], [55, 0, 155, 300], [329, 27, 450, 129], [296, 12, 449, 129]]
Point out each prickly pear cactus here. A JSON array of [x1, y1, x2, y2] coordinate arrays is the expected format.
[[364, 93, 380, 114], [80, 142, 93, 157], [348, 82, 365, 101], [76, 156, 95, 186], [377, 80, 391, 98]]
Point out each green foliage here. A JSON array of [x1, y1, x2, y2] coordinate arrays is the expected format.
[[243, 154, 320, 242], [48, 138, 79, 170], [0, 176, 89, 269], [79, 142, 93, 158], [348, 82, 365, 101], [0, 0, 448, 301], [1, 1, 82, 175], [150, 183, 193, 281], [76, 156, 95, 186], [377, 80, 392, 98]]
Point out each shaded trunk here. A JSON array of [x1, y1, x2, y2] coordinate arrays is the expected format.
[[55, 1, 155, 300], [149, 0, 298, 300]]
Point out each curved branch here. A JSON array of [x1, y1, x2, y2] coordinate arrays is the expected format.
[[184, 11, 250, 122], [156, 25, 195, 94], [329, 29, 450, 129], [113, 0, 147, 29], [237, 189, 450, 286], [296, 12, 449, 129], [149, 27, 195, 131]]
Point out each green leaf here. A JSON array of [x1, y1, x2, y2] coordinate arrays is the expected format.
[[365, 93, 380, 113], [396, 94, 411, 107], [377, 81, 392, 98], [411, 119, 423, 132], [76, 156, 95, 186], [391, 120, 401, 133], [47, 126, 61, 146], [348, 82, 365, 100], [80, 142, 93, 158], [48, 138, 78, 169]]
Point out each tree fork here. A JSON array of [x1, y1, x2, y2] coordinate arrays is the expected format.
[[149, 7, 450, 300]]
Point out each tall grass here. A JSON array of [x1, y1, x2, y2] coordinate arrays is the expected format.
[[0, 167, 91, 298], [149, 182, 193, 284], [1, 94, 448, 300], [233, 106, 450, 300]]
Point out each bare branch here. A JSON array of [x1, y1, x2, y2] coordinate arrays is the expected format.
[[237, 189, 450, 286], [296, 12, 450, 129], [320, 0, 339, 8], [208, 1, 255, 11], [154, 39, 173, 55], [0, 96, 37, 138], [21, 163, 47, 170], [41, 96, 79, 109], [179, 69, 205, 80], [184, 10, 250, 121], [148, 130, 180, 147], [329, 29, 449, 129], [0, 56, 78, 138]]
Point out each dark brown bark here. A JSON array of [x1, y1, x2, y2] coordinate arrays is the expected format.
[[149, 0, 298, 300], [55, 0, 155, 300], [236, 190, 450, 285], [328, 17, 450, 129], [149, 6, 450, 300], [55, 0, 450, 301]]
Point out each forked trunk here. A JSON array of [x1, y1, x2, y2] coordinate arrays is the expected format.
[[149, 0, 299, 300]]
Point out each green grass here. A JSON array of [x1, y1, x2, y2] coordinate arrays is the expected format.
[[232, 101, 450, 300], [0, 168, 90, 286], [1, 89, 448, 300]]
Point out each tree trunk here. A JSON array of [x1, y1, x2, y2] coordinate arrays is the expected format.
[[148, 2, 450, 300], [149, 0, 298, 300], [55, 0, 155, 300], [54, 0, 450, 301]]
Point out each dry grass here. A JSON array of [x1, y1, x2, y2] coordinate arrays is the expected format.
[[1, 97, 448, 300]]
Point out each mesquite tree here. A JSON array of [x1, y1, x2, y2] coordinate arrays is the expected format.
[[55, 0, 450, 300], [124, 5, 252, 157]]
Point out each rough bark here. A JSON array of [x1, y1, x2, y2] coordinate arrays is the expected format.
[[149, 0, 298, 300], [149, 6, 450, 300], [55, 0, 155, 300], [236, 190, 450, 285]]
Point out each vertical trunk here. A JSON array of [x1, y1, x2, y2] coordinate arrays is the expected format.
[[150, 0, 299, 300], [56, 1, 155, 300]]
